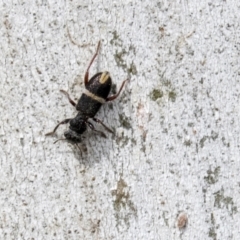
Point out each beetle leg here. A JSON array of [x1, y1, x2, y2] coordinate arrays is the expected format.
[[106, 79, 129, 101], [60, 90, 76, 107], [45, 118, 72, 136], [84, 41, 101, 86], [86, 121, 107, 138], [92, 117, 114, 133]]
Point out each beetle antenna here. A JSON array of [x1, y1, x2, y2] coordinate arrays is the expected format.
[[54, 138, 66, 144]]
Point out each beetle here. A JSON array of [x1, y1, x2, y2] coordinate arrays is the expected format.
[[46, 41, 128, 146]]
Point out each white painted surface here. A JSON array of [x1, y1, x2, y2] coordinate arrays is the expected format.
[[0, 1, 239, 239]]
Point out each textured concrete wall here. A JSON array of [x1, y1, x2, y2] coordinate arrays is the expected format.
[[1, 0, 239, 239]]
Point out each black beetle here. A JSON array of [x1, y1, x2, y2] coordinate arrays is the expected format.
[[46, 41, 128, 146]]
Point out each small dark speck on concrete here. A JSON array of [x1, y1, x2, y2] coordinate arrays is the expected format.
[[168, 91, 176, 102], [150, 89, 163, 101]]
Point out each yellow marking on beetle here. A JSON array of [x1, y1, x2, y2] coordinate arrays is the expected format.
[[84, 89, 106, 104], [99, 71, 110, 84]]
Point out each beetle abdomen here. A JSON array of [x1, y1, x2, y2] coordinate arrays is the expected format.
[[76, 71, 112, 117], [86, 72, 112, 99]]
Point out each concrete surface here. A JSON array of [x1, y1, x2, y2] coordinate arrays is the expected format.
[[0, 0, 240, 239]]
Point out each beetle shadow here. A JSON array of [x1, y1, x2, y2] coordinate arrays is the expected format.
[[70, 130, 113, 167]]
